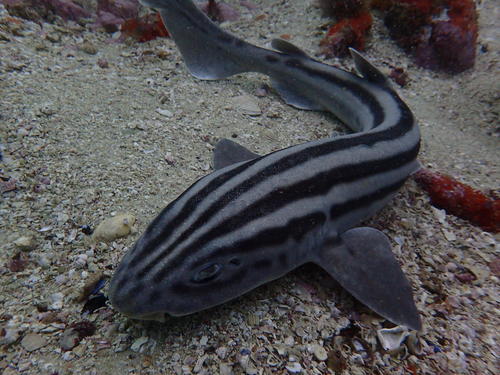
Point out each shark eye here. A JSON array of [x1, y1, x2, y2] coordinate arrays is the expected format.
[[192, 263, 222, 283]]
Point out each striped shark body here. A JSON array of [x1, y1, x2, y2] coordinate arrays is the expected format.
[[108, 0, 422, 330]]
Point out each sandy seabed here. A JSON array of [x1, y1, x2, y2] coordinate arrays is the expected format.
[[0, 1, 498, 374]]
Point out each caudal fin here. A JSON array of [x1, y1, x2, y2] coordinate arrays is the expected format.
[[141, 0, 249, 79]]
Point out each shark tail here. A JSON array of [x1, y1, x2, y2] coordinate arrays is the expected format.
[[140, 0, 250, 80]]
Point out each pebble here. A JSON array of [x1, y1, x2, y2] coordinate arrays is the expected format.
[[13, 235, 36, 251], [216, 346, 228, 359], [21, 333, 47, 352], [311, 344, 328, 361], [231, 95, 261, 116], [92, 213, 136, 243], [219, 363, 233, 375], [48, 292, 64, 310], [0, 328, 21, 346], [130, 336, 149, 352], [285, 362, 302, 373], [156, 108, 173, 117], [79, 41, 98, 55], [193, 355, 207, 373], [36, 254, 51, 269], [59, 328, 80, 351]]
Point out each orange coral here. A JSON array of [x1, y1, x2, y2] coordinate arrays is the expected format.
[[120, 12, 169, 43], [414, 169, 500, 233], [320, 11, 372, 57]]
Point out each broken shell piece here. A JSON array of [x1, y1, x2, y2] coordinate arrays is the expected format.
[[377, 326, 409, 351], [92, 213, 137, 243]]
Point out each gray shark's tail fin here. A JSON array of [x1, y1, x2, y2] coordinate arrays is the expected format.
[[141, 0, 249, 79]]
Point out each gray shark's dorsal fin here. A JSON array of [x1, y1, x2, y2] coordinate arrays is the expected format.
[[271, 39, 310, 58], [213, 138, 260, 170], [315, 227, 421, 330], [349, 48, 392, 88]]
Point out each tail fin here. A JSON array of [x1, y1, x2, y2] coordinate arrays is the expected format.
[[141, 0, 249, 79]]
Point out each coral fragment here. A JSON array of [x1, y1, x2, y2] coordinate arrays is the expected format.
[[120, 12, 169, 42], [414, 168, 500, 233], [320, 11, 372, 57]]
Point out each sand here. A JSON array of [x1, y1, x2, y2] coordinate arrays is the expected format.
[[0, 1, 498, 374]]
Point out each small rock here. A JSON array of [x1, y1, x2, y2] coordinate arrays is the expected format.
[[48, 292, 64, 310], [45, 32, 61, 43], [311, 344, 328, 361], [14, 235, 36, 251], [131, 336, 149, 352], [199, 335, 208, 346], [219, 363, 233, 375], [36, 254, 51, 269], [97, 58, 109, 68], [92, 213, 136, 243], [285, 362, 302, 373], [59, 328, 80, 351], [0, 328, 21, 346], [37, 104, 56, 116], [231, 95, 261, 116], [216, 346, 228, 359], [156, 108, 173, 117], [21, 333, 47, 352], [193, 355, 207, 373], [406, 331, 421, 355], [79, 41, 97, 55], [60, 321, 96, 351], [164, 152, 176, 165]]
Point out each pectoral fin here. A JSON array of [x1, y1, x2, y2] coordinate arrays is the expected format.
[[213, 138, 260, 170], [317, 227, 421, 330]]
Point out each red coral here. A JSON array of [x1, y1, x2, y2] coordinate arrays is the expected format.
[[120, 12, 169, 42], [414, 168, 500, 233], [382, 0, 478, 73], [320, 11, 372, 57]]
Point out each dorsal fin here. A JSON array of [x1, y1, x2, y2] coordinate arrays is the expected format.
[[213, 139, 260, 170], [349, 48, 392, 88], [271, 39, 310, 58]]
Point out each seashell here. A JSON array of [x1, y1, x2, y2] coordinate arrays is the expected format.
[[376, 326, 409, 351]]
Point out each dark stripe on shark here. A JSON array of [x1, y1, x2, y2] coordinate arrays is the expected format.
[[135, 113, 416, 274], [284, 58, 386, 126], [150, 211, 327, 285], [150, 177, 408, 285], [167, 142, 420, 265], [128, 156, 264, 269]]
